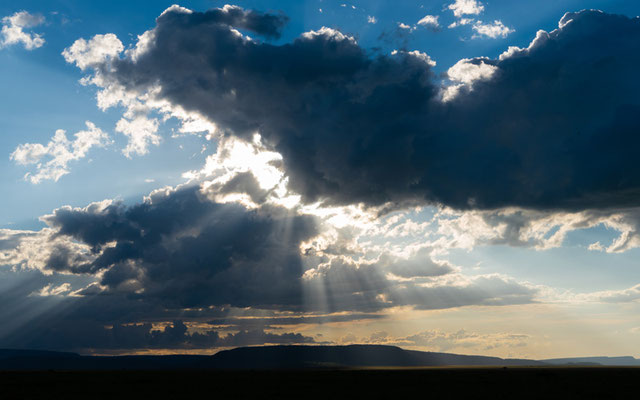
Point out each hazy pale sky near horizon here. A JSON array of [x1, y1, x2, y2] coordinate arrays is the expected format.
[[1, 0, 640, 358]]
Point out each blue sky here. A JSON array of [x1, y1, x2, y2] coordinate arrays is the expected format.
[[2, 0, 640, 357]]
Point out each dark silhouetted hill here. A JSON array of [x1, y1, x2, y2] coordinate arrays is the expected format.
[[208, 345, 545, 369], [0, 345, 549, 370], [4, 345, 639, 370]]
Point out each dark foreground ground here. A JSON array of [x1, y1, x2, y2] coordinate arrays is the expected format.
[[1, 367, 638, 400]]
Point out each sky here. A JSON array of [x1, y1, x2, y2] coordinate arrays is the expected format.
[[1, 0, 640, 358]]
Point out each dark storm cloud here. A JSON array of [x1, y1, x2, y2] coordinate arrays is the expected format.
[[388, 275, 537, 310], [0, 184, 537, 352], [302, 258, 536, 313], [380, 249, 454, 278], [2, 318, 317, 351], [4, 181, 533, 325], [207, 312, 385, 329], [216, 171, 269, 203], [87, 8, 640, 210], [162, 4, 288, 39], [42, 185, 318, 310]]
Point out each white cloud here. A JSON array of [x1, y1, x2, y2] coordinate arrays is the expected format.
[[115, 116, 161, 157], [0, 228, 95, 273], [556, 283, 640, 304], [33, 283, 72, 297], [448, 18, 473, 29], [448, 0, 484, 18], [63, 32, 213, 153], [605, 285, 640, 302], [160, 4, 193, 17], [472, 20, 514, 39], [588, 241, 604, 251], [417, 15, 440, 29], [0, 11, 45, 50], [194, 134, 287, 208], [367, 16, 377, 24], [62, 33, 123, 70], [302, 27, 356, 43], [392, 50, 436, 67], [447, 58, 496, 84], [442, 58, 497, 101], [398, 22, 413, 30], [125, 29, 156, 63], [430, 207, 640, 254], [11, 121, 110, 183]]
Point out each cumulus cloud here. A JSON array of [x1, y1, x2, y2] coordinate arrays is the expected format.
[[4, 180, 532, 313], [62, 33, 123, 70], [115, 116, 160, 157], [448, 0, 484, 18], [0, 175, 540, 338], [63, 8, 640, 211], [472, 20, 514, 38], [432, 207, 640, 253], [10, 121, 110, 183], [0, 228, 95, 273], [0, 177, 541, 352], [39, 185, 318, 309], [447, 58, 497, 84], [442, 57, 497, 101], [417, 15, 440, 30], [1, 11, 45, 50]]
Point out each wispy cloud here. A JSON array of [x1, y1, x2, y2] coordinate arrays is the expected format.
[[11, 121, 110, 183]]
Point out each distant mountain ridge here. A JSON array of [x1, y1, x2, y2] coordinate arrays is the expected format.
[[210, 345, 543, 369], [0, 345, 637, 370], [542, 356, 640, 366]]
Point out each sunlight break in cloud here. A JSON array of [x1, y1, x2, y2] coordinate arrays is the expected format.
[[11, 122, 110, 183], [0, 11, 45, 50]]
